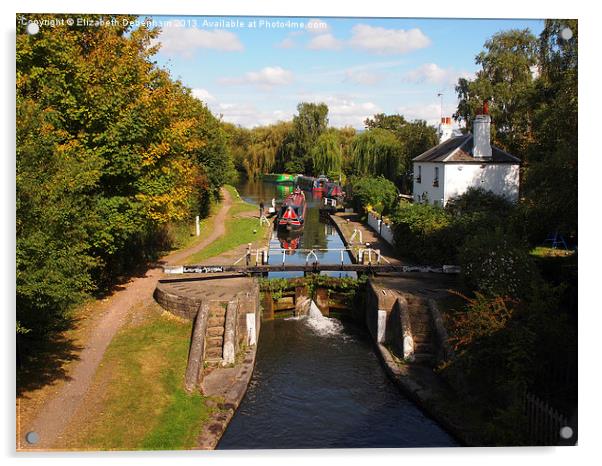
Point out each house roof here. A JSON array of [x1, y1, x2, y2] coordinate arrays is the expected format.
[[412, 134, 521, 164]]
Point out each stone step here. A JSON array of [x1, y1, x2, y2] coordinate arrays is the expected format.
[[411, 322, 432, 333], [206, 336, 223, 347], [413, 337, 433, 346], [206, 326, 225, 337], [205, 347, 223, 359], [208, 302, 227, 315], [207, 316, 225, 327], [209, 308, 226, 318], [414, 345, 434, 355], [412, 353, 436, 365]]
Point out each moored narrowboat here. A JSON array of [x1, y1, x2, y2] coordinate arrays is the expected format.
[[262, 173, 296, 184], [277, 188, 307, 231]]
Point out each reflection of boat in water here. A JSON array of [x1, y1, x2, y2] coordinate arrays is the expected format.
[[277, 229, 302, 250], [277, 188, 307, 231]]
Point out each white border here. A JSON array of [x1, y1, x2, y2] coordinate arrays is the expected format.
[[3, 1, 598, 465]]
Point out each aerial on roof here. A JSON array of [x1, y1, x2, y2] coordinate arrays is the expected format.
[[412, 134, 521, 164]]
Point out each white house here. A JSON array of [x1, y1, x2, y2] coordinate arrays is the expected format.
[[412, 113, 520, 207]]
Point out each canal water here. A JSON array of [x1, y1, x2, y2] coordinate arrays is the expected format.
[[235, 178, 354, 278], [221, 179, 458, 449]]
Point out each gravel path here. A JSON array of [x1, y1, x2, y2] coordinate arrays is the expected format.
[[18, 188, 233, 450]]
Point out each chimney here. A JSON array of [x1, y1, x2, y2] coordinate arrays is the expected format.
[[473, 101, 492, 158], [438, 116, 453, 143]]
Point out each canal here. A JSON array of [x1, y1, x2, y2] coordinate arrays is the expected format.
[[218, 179, 458, 449]]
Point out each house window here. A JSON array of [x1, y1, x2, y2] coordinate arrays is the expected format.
[[416, 165, 422, 183], [433, 166, 439, 187]]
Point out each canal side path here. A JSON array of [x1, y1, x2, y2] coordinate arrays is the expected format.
[[18, 186, 256, 450]]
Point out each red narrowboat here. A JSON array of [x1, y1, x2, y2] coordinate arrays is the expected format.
[[277, 188, 307, 231]]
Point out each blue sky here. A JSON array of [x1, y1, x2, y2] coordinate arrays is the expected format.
[[148, 16, 544, 129]]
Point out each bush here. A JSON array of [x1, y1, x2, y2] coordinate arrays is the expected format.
[[458, 228, 537, 299], [349, 175, 398, 215], [446, 187, 514, 217], [391, 203, 453, 263]]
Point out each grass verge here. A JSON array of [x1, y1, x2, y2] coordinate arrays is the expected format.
[[63, 303, 211, 450], [185, 186, 269, 264]]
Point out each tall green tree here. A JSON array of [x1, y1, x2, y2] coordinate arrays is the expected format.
[[454, 29, 538, 156], [351, 128, 405, 183], [522, 20, 578, 239], [279, 102, 329, 174], [364, 113, 437, 192], [311, 131, 342, 178]]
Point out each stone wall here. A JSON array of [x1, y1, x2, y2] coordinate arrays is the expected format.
[[153, 284, 200, 320]]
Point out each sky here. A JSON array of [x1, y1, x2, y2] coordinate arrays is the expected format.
[[146, 16, 544, 129]]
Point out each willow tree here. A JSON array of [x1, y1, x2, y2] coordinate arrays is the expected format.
[[351, 128, 404, 183], [239, 121, 293, 178], [311, 131, 342, 178]]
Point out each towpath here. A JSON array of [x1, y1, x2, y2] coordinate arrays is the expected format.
[[18, 187, 233, 450]]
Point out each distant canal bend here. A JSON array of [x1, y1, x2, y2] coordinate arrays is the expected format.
[[218, 179, 458, 449]]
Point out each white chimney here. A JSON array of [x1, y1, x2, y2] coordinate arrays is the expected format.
[[473, 114, 492, 158], [438, 117, 453, 143]]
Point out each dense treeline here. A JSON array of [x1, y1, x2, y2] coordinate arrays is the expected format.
[[17, 15, 234, 336], [225, 103, 436, 190]]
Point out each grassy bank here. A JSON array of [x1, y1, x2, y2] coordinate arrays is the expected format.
[[185, 185, 270, 264], [61, 303, 212, 450]]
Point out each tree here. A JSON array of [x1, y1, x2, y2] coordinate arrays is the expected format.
[[364, 113, 437, 192], [351, 128, 405, 183], [16, 14, 232, 336], [311, 131, 342, 178], [454, 29, 538, 156], [279, 102, 329, 174], [522, 19, 577, 239]]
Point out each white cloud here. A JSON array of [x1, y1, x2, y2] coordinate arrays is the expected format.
[[296, 93, 381, 128], [191, 88, 215, 102], [219, 66, 294, 89], [307, 33, 343, 51], [154, 27, 243, 57], [306, 18, 330, 34], [277, 37, 296, 49], [344, 69, 382, 85], [349, 24, 431, 55], [404, 63, 472, 86], [397, 102, 460, 126], [212, 102, 293, 128]]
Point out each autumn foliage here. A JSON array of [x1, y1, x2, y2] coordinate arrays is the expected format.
[[17, 15, 232, 335]]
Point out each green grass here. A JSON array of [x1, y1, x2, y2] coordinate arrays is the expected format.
[[185, 185, 269, 264], [186, 217, 269, 263], [69, 306, 212, 450]]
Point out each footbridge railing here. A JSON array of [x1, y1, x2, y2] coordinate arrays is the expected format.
[[233, 245, 389, 267]]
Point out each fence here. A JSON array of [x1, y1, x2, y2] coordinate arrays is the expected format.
[[366, 210, 395, 246], [523, 391, 569, 445]]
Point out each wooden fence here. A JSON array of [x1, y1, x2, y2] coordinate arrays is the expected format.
[[523, 391, 569, 445]]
